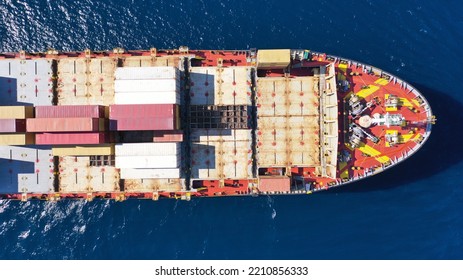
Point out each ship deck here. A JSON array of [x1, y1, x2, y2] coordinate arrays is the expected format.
[[0, 48, 433, 200], [336, 62, 429, 185]]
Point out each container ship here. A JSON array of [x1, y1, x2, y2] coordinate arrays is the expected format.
[[0, 48, 434, 201]]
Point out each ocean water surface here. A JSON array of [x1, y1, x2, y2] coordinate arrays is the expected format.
[[0, 0, 462, 259]]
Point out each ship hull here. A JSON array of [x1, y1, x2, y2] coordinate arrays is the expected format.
[[0, 48, 433, 201]]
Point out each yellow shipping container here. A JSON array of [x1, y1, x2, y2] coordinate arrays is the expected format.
[[52, 144, 115, 156], [99, 118, 106, 131], [104, 106, 110, 118], [0, 133, 35, 145], [175, 105, 181, 129], [0, 106, 34, 119], [256, 49, 291, 69]]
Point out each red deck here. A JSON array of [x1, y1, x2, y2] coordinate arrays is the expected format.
[[335, 60, 428, 182]]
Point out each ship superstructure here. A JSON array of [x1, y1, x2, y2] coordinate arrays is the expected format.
[[0, 48, 434, 200]]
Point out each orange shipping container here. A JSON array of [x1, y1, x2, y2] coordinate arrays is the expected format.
[[35, 105, 105, 118], [35, 133, 106, 145], [109, 117, 176, 131], [152, 130, 183, 142], [26, 118, 101, 132], [258, 177, 291, 193]]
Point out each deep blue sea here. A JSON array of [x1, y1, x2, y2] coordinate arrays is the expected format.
[[0, 0, 462, 259]]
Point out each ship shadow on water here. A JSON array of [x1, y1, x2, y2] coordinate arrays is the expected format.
[[326, 83, 463, 193]]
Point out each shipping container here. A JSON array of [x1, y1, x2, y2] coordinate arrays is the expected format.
[[0, 133, 35, 145], [0, 119, 27, 133], [115, 155, 180, 169], [120, 168, 181, 179], [35, 105, 105, 118], [109, 117, 176, 131], [258, 177, 291, 193], [27, 118, 101, 132], [152, 130, 183, 142], [109, 104, 177, 119], [256, 49, 291, 69], [115, 66, 180, 80], [190, 129, 251, 142], [35, 133, 106, 145], [52, 144, 115, 156], [115, 143, 180, 156], [176, 106, 180, 129], [0, 106, 34, 119], [115, 79, 179, 92], [115, 91, 180, 105]]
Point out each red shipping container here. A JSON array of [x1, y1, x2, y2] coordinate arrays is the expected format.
[[109, 117, 175, 131], [35, 133, 106, 145], [109, 104, 177, 119], [0, 119, 26, 132], [258, 177, 291, 193], [152, 130, 183, 142], [35, 105, 105, 118], [27, 118, 100, 132]]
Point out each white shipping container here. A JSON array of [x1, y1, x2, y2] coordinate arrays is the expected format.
[[190, 129, 252, 142], [115, 155, 180, 168], [120, 168, 181, 179], [115, 67, 179, 80], [115, 91, 180, 105], [115, 79, 179, 92], [115, 143, 180, 156]]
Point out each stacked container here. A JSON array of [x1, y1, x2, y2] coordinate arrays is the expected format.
[[152, 130, 183, 142], [110, 66, 181, 132], [35, 133, 106, 145], [28, 105, 106, 145], [0, 106, 34, 145], [109, 104, 179, 131], [0, 119, 27, 133], [115, 143, 181, 179], [35, 105, 105, 118], [27, 118, 102, 132], [114, 66, 181, 105], [52, 144, 114, 156], [112, 67, 183, 179]]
